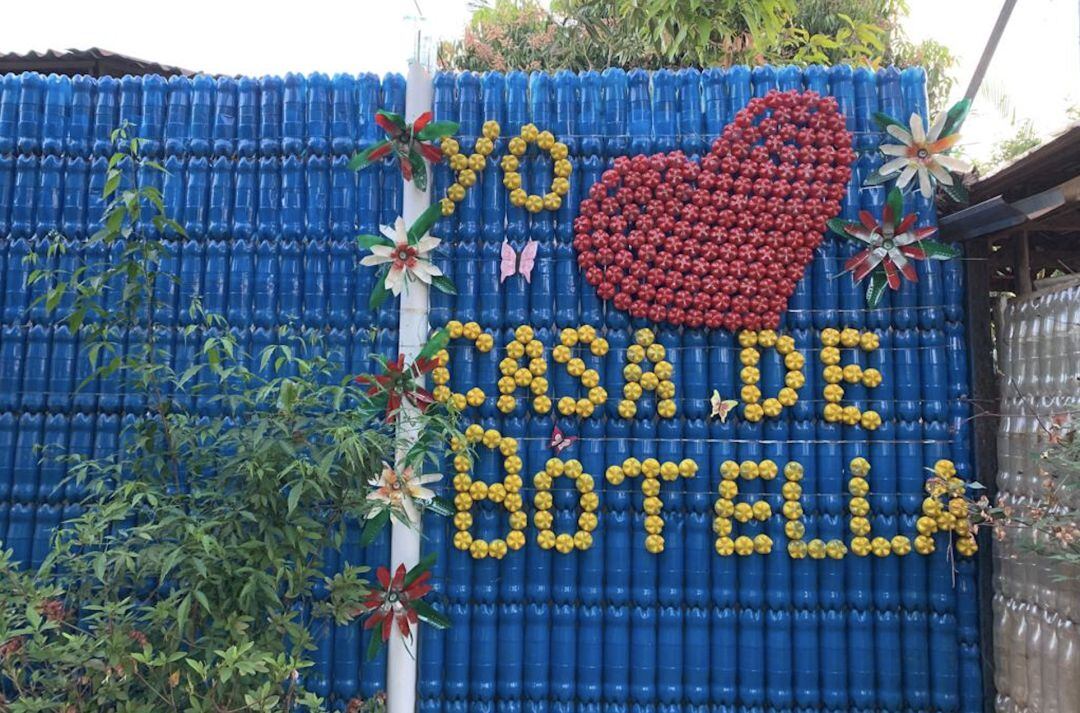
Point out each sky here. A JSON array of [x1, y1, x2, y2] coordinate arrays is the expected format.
[[2, 0, 1078, 165]]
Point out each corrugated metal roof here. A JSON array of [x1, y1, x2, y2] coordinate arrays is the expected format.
[[0, 47, 198, 78], [966, 122, 1080, 204]]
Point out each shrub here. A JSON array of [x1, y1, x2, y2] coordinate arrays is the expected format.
[[0, 126, 456, 712]]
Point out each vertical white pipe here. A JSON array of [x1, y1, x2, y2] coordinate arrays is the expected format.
[[386, 59, 433, 713]]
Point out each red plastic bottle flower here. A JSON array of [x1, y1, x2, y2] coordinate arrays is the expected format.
[[358, 555, 449, 660], [349, 110, 458, 191], [356, 353, 439, 422], [362, 563, 432, 642], [829, 186, 959, 307]]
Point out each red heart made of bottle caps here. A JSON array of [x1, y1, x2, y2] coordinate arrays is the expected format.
[[573, 90, 856, 332]]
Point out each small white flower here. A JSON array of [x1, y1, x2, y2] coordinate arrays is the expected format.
[[360, 217, 442, 296], [878, 111, 971, 199]]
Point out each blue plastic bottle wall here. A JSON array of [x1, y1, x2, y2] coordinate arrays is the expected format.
[[418, 66, 980, 713], [0, 70, 403, 708], [0, 67, 981, 712]]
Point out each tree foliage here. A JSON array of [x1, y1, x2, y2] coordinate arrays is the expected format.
[[439, 0, 956, 113], [986, 119, 1041, 172]]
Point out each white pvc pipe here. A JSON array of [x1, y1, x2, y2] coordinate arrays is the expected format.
[[387, 59, 433, 713]]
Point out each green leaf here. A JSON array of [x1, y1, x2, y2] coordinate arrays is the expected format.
[[366, 628, 385, 661], [177, 593, 192, 634], [414, 120, 459, 141], [871, 111, 906, 132], [404, 552, 437, 588], [417, 327, 450, 362], [411, 599, 451, 629], [348, 141, 391, 171], [407, 203, 442, 245], [941, 97, 972, 138], [920, 239, 960, 260], [287, 482, 303, 515], [863, 169, 892, 186], [886, 186, 905, 226], [194, 589, 211, 614], [25, 601, 42, 630], [431, 275, 457, 296], [103, 172, 122, 199], [369, 268, 391, 310], [866, 271, 889, 308], [425, 495, 454, 517], [357, 233, 393, 250], [360, 509, 390, 547], [408, 152, 428, 192], [827, 218, 852, 238]]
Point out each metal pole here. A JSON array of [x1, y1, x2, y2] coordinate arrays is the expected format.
[[963, 0, 1019, 103], [962, 7, 1018, 711], [386, 59, 433, 713]]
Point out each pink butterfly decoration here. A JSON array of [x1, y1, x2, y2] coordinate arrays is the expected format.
[[549, 425, 578, 455], [500, 239, 539, 284]]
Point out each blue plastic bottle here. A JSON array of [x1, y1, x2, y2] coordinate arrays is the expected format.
[[257, 157, 281, 238], [302, 237, 327, 328], [306, 155, 330, 240], [253, 239, 278, 329], [17, 72, 44, 154], [232, 157, 255, 239], [281, 155, 304, 239], [329, 73, 357, 155], [306, 72, 330, 155], [258, 76, 283, 156], [203, 240, 228, 316], [278, 239, 302, 324], [236, 77, 259, 158], [37, 154, 64, 236], [117, 75, 143, 149], [0, 412, 17, 503], [188, 75, 214, 156], [3, 238, 30, 322], [139, 74, 167, 156], [67, 74, 96, 156], [282, 73, 306, 156], [330, 155, 356, 239], [92, 76, 119, 156], [0, 154, 12, 236], [164, 76, 192, 156], [184, 157, 209, 239], [12, 412, 43, 503], [327, 240, 353, 331], [207, 156, 233, 239], [42, 73, 70, 155], [21, 323, 50, 412], [212, 77, 237, 157], [0, 73, 20, 153], [11, 155, 37, 239]]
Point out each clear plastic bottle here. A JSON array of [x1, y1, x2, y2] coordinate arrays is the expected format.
[[1023, 602, 1042, 712], [1012, 599, 1030, 708], [994, 594, 1012, 696], [1058, 617, 1079, 713]]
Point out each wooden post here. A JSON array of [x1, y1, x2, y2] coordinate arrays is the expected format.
[[1016, 230, 1033, 295]]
